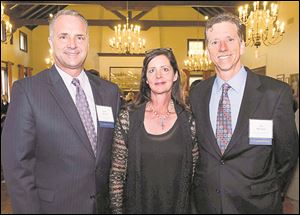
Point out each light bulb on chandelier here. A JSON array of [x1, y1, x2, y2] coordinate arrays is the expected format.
[[184, 49, 212, 71], [239, 1, 285, 48], [109, 1, 146, 54]]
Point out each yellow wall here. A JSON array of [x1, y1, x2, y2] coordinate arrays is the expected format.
[[241, 1, 299, 79], [1, 26, 32, 82], [1, 2, 299, 83]]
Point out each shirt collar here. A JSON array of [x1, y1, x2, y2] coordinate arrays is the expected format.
[[215, 66, 247, 93], [55, 64, 86, 86]]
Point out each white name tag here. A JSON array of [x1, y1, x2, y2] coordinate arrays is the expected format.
[[96, 105, 114, 128], [249, 119, 273, 145]]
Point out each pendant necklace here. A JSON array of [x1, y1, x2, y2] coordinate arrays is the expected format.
[[148, 100, 174, 130]]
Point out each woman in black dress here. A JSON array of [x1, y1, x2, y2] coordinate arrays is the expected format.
[[109, 48, 199, 214]]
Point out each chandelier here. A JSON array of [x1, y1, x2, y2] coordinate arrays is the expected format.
[[184, 48, 212, 71], [109, 1, 146, 54], [239, 1, 285, 48], [1, 3, 13, 43]]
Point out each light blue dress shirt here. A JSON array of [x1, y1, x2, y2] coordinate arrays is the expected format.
[[209, 66, 247, 136]]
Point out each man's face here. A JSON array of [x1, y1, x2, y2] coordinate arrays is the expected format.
[[206, 22, 245, 77], [49, 15, 89, 76]]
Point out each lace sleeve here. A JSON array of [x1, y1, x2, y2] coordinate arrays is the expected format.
[[109, 109, 129, 214], [189, 114, 199, 178]]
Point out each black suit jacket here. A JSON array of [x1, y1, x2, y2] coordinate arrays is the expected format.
[[189, 68, 299, 214], [1, 66, 120, 213]]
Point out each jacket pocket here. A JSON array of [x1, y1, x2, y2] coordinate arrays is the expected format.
[[250, 179, 279, 196], [38, 188, 55, 202]]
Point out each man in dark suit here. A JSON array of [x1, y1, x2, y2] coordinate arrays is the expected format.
[[1, 10, 120, 213], [189, 13, 299, 214]]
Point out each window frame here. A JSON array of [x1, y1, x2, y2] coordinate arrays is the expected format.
[[19, 31, 28, 52]]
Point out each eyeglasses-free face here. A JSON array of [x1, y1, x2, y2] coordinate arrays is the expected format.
[[144, 48, 174, 76], [206, 22, 245, 76], [146, 65, 172, 76], [146, 54, 178, 95]]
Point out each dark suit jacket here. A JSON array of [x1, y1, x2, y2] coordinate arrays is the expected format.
[[189, 68, 299, 214], [1, 66, 120, 213]]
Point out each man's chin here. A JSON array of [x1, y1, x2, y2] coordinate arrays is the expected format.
[[218, 65, 233, 72]]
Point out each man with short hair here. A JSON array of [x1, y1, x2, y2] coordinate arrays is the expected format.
[[1, 10, 120, 213], [190, 13, 299, 213]]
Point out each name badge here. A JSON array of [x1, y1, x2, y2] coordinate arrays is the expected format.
[[249, 119, 273, 145], [96, 105, 115, 128]]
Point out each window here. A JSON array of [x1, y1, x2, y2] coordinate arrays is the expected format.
[[19, 31, 28, 52], [187, 39, 205, 56], [1, 21, 7, 42], [1, 67, 8, 96]]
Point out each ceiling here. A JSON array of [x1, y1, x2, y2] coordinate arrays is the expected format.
[[2, 1, 250, 31]]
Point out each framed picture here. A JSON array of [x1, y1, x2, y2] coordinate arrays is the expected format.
[[187, 39, 205, 56], [109, 67, 142, 91], [289, 73, 299, 98], [276, 74, 285, 82]]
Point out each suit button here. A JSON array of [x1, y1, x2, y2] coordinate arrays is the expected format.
[[220, 160, 225, 165], [216, 189, 220, 193]]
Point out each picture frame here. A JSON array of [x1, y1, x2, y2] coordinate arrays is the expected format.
[[276, 74, 285, 82], [187, 39, 205, 56], [109, 67, 142, 91]]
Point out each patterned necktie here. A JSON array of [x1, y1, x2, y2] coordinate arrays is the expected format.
[[72, 78, 97, 156], [216, 83, 232, 154]]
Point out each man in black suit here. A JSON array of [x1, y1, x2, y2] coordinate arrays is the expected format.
[[189, 13, 299, 214], [1, 10, 120, 213]]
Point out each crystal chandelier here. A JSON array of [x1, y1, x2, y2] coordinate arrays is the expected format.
[[109, 1, 146, 54], [239, 1, 285, 48], [184, 48, 212, 71], [1, 3, 13, 43]]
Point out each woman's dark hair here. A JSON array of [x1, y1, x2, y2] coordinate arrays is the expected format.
[[127, 48, 187, 111]]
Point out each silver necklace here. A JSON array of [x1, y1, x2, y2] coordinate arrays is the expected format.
[[148, 100, 174, 130]]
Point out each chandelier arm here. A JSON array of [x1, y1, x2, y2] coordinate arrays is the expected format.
[[239, 2, 285, 48], [109, 0, 146, 54]]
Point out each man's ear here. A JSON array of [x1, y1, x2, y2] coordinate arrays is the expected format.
[[48, 37, 53, 50], [240, 40, 245, 55]]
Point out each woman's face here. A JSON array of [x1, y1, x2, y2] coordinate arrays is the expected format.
[[146, 54, 178, 95]]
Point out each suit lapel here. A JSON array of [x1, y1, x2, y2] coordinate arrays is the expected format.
[[88, 75, 106, 161], [199, 77, 222, 157], [224, 69, 263, 155], [48, 66, 95, 157]]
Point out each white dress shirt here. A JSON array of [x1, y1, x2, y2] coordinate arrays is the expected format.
[[55, 65, 98, 134]]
